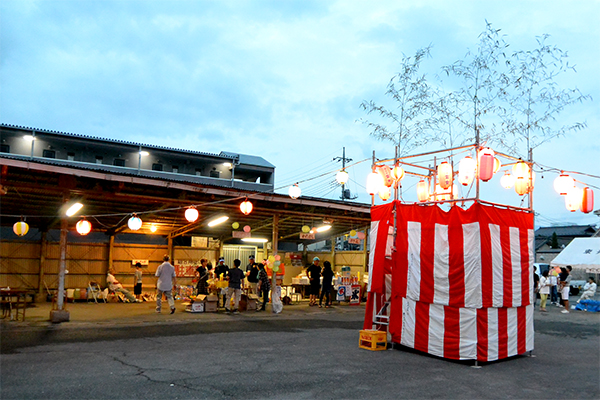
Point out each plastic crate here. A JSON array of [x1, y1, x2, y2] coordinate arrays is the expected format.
[[359, 330, 387, 351]]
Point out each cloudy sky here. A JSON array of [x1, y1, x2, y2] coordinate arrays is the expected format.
[[1, 0, 599, 228]]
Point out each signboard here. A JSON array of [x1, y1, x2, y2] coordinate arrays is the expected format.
[[191, 236, 208, 248], [174, 260, 198, 277], [131, 260, 149, 267], [350, 284, 361, 305], [232, 231, 251, 238], [336, 285, 346, 301], [348, 238, 361, 245], [300, 233, 315, 240]]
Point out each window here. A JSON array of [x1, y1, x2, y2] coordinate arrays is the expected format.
[[209, 170, 220, 178], [195, 169, 202, 176], [67, 152, 75, 161], [152, 163, 163, 171], [172, 166, 179, 173], [114, 158, 125, 167], [95, 156, 103, 164], [0, 144, 9, 153], [43, 149, 56, 158]]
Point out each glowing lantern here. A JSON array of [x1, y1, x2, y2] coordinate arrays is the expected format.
[[185, 207, 199, 223], [357, 231, 365, 240], [378, 186, 391, 201], [554, 173, 574, 196], [493, 157, 501, 173], [500, 171, 515, 189], [514, 177, 529, 195], [232, 222, 240, 229], [512, 160, 529, 179], [349, 229, 357, 237], [289, 184, 301, 199], [336, 170, 349, 185], [301, 225, 310, 233], [392, 165, 405, 181], [377, 165, 394, 188], [437, 161, 453, 189], [434, 183, 452, 201], [150, 224, 158, 233], [243, 225, 251, 233], [416, 180, 429, 202], [13, 221, 29, 236], [240, 199, 253, 215], [565, 187, 582, 212], [580, 187, 594, 213], [366, 171, 384, 195], [458, 156, 476, 186], [128, 215, 142, 231], [478, 148, 495, 181], [76, 219, 92, 235]]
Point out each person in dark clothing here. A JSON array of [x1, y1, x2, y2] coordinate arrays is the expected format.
[[533, 269, 540, 308], [246, 255, 259, 294], [195, 258, 209, 295], [319, 260, 335, 308], [306, 257, 322, 306], [257, 262, 270, 311], [225, 259, 245, 314], [214, 257, 229, 307]]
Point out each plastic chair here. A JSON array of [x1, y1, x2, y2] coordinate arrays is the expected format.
[[88, 282, 106, 303]]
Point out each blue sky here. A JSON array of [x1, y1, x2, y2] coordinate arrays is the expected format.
[[1, 0, 599, 228]]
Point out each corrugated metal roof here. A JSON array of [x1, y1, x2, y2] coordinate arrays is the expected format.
[[1, 123, 236, 160], [220, 151, 275, 169]]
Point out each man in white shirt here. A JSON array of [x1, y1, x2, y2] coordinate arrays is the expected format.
[[155, 255, 177, 314], [106, 268, 139, 303], [577, 277, 597, 303]]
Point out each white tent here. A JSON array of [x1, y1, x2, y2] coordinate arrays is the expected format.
[[551, 237, 600, 273]]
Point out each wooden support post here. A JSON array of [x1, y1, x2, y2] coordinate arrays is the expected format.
[[271, 214, 279, 312], [108, 234, 115, 273], [37, 231, 47, 302], [50, 217, 70, 322], [168, 237, 174, 262]]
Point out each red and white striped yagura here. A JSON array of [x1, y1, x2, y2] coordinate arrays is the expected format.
[[364, 201, 535, 362]]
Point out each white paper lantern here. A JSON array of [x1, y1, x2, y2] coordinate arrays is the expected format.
[[185, 207, 199, 222], [128, 215, 142, 231], [336, 170, 349, 185], [366, 172, 384, 195], [13, 221, 29, 236], [554, 173, 574, 196], [458, 156, 476, 186], [500, 171, 515, 189], [289, 184, 302, 199], [76, 219, 92, 235]]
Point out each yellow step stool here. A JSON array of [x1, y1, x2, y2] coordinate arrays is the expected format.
[[359, 329, 387, 351]]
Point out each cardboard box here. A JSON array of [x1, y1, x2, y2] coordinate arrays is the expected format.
[[205, 295, 218, 312], [246, 294, 259, 311], [190, 302, 204, 312]]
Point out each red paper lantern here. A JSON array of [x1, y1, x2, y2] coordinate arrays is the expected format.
[[478, 148, 495, 182], [580, 187, 594, 213], [377, 165, 394, 188]]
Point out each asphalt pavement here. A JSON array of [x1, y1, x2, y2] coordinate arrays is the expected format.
[[1, 299, 598, 399]]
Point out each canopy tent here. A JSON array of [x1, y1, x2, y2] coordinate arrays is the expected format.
[[364, 201, 535, 362], [551, 237, 600, 273]]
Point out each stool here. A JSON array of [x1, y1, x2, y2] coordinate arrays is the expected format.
[[359, 330, 387, 351]]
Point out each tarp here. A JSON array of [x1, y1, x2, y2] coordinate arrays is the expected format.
[[364, 201, 535, 362], [550, 237, 600, 273]]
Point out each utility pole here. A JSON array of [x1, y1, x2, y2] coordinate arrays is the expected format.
[[333, 147, 356, 201]]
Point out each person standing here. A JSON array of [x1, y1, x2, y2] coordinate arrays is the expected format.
[[225, 259, 245, 314], [559, 266, 572, 314], [247, 260, 260, 295], [106, 268, 139, 303], [549, 271, 559, 305], [256, 262, 270, 312], [155, 255, 177, 314], [306, 257, 322, 307], [133, 262, 143, 301], [538, 270, 550, 312], [319, 261, 335, 308], [214, 257, 229, 308], [195, 258, 209, 295], [533, 269, 540, 308]]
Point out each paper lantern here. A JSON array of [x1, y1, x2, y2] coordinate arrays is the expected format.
[[357, 231, 365, 240], [554, 173, 574, 196], [580, 187, 594, 213], [76, 219, 92, 235], [289, 184, 302, 199], [478, 148, 495, 182], [377, 165, 394, 188], [514, 177, 528, 195], [512, 161, 529, 180], [128, 215, 142, 231], [378, 186, 391, 201], [500, 171, 515, 189], [240, 199, 253, 215], [392, 165, 405, 181], [493, 157, 501, 173], [243, 225, 251, 233], [435, 183, 452, 201], [417, 180, 429, 202], [366, 172, 384, 195], [458, 157, 476, 186], [13, 221, 29, 236], [232, 222, 240, 229], [437, 161, 453, 189], [301, 225, 310, 233], [185, 207, 199, 222], [336, 170, 349, 185], [565, 187, 582, 212], [350, 229, 357, 237], [150, 224, 158, 233]]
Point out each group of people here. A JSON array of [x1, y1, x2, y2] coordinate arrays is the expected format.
[[306, 257, 335, 308], [537, 264, 597, 313]]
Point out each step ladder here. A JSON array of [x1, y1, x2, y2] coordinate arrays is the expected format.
[[373, 301, 390, 328]]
